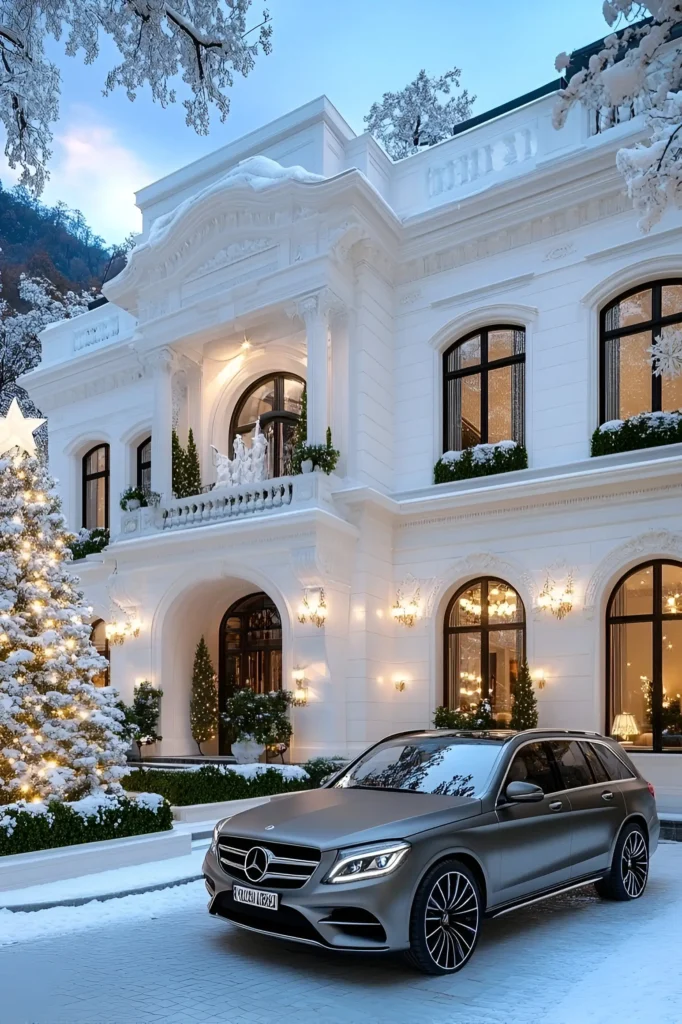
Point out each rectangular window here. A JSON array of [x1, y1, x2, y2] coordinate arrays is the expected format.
[[548, 741, 593, 790]]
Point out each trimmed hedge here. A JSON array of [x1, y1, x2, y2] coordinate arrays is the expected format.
[[0, 795, 172, 857], [300, 757, 347, 787], [591, 411, 682, 457], [125, 765, 313, 806], [434, 442, 528, 484]]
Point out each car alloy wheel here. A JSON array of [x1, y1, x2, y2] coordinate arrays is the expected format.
[[595, 822, 649, 902], [620, 829, 648, 898], [406, 858, 481, 975]]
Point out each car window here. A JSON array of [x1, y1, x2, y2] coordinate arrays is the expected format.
[[548, 741, 593, 790], [591, 743, 635, 781], [505, 742, 558, 795], [581, 742, 609, 783]]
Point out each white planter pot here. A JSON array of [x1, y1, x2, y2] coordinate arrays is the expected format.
[[232, 738, 265, 763], [126, 499, 141, 510], [301, 459, 314, 474]]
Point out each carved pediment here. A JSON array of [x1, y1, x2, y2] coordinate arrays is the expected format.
[[186, 238, 276, 281]]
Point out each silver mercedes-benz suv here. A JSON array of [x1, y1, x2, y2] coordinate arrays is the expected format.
[[203, 728, 659, 975]]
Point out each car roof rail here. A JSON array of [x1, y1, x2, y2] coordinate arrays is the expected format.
[[516, 727, 605, 738]]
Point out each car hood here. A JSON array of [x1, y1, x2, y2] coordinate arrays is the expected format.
[[217, 787, 481, 850]]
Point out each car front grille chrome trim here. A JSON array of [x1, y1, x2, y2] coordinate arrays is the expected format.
[[217, 835, 321, 889]]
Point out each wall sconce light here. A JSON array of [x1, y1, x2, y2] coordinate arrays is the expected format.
[[532, 669, 546, 690], [297, 588, 327, 628], [291, 668, 309, 707], [393, 675, 406, 692], [537, 573, 574, 620], [105, 617, 141, 646], [391, 585, 421, 627]]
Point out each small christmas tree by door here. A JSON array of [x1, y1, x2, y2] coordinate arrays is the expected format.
[[0, 400, 128, 804], [510, 659, 539, 731], [190, 636, 218, 754]]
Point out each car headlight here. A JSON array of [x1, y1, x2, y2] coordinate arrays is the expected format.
[[211, 816, 233, 851], [324, 841, 410, 884]]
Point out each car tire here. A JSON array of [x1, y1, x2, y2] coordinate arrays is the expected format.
[[405, 858, 482, 976], [595, 821, 649, 901]]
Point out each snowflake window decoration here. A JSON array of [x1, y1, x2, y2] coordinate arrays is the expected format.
[[648, 326, 682, 380]]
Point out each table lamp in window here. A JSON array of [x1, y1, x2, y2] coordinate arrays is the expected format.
[[611, 713, 639, 744]]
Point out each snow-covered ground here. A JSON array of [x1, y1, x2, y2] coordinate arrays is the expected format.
[[1, 843, 680, 1023]]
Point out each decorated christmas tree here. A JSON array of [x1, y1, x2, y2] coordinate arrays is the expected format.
[[184, 427, 202, 497], [190, 636, 218, 754], [510, 659, 538, 731], [171, 427, 186, 498], [0, 400, 128, 804]]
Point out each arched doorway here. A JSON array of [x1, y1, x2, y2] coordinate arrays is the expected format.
[[444, 577, 525, 723], [218, 592, 282, 754], [607, 560, 682, 752]]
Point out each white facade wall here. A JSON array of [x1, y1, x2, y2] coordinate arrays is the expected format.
[[21, 87, 682, 805]]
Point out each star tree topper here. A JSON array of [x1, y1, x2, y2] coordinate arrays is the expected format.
[[0, 398, 46, 456]]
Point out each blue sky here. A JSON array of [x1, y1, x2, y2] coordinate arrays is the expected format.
[[0, 1, 612, 244]]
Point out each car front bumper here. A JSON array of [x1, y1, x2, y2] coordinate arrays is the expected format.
[[202, 843, 416, 952]]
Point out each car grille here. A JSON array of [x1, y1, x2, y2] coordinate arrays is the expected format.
[[217, 834, 321, 889]]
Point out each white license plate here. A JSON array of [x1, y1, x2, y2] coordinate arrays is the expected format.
[[233, 884, 279, 910]]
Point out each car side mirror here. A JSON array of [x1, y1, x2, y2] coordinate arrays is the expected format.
[[505, 780, 545, 803]]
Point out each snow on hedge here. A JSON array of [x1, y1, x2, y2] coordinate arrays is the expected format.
[[441, 439, 520, 465], [132, 762, 309, 781]]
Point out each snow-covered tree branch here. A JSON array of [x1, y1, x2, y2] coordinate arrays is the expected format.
[[365, 68, 475, 160], [554, 2, 682, 230], [0, 271, 91, 417], [0, 1, 273, 195]]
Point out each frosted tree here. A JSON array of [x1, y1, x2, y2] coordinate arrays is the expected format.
[[0, 272, 91, 418], [365, 68, 475, 160], [0, 400, 129, 804], [190, 636, 218, 754], [554, 2, 682, 230], [0, 0, 273, 195]]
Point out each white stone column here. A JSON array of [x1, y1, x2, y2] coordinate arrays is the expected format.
[[296, 292, 343, 446], [148, 348, 174, 502]]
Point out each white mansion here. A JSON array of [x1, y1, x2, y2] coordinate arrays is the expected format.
[[22, 68, 682, 807]]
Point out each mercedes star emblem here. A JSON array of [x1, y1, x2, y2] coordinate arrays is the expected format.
[[264, 825, 275, 830], [244, 846, 270, 882]]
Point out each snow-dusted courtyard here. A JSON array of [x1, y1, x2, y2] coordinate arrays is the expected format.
[[2, 842, 681, 1024]]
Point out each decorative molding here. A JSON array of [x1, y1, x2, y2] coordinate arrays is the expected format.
[[583, 529, 682, 617], [37, 366, 147, 411], [394, 572, 443, 619], [543, 242, 577, 262], [187, 238, 276, 280], [584, 224, 682, 263], [288, 288, 346, 326], [398, 289, 422, 306], [398, 190, 632, 285], [73, 315, 121, 352], [290, 544, 351, 588], [442, 551, 536, 610], [431, 273, 535, 310]]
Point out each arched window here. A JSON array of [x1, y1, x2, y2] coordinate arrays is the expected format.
[[82, 444, 109, 529], [137, 437, 152, 494], [91, 619, 110, 688], [607, 560, 682, 752], [218, 592, 282, 755], [230, 373, 304, 479], [600, 280, 682, 423], [443, 326, 525, 452], [444, 577, 525, 723]]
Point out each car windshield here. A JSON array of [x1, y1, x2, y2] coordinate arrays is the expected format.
[[332, 736, 504, 797]]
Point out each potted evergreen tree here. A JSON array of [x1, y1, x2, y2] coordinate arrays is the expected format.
[[510, 660, 539, 731]]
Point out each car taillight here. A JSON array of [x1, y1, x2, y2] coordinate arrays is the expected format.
[[647, 781, 655, 798]]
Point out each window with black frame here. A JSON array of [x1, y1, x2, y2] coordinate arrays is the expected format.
[[444, 577, 525, 723], [82, 444, 109, 529], [607, 560, 682, 753], [600, 280, 682, 423], [91, 619, 110, 688], [443, 326, 525, 452], [137, 437, 152, 494], [230, 373, 304, 479]]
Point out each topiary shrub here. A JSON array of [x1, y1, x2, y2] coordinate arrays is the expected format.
[[434, 440, 528, 484], [0, 793, 172, 856], [591, 410, 682, 457]]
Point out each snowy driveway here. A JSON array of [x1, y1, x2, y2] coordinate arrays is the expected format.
[[2, 843, 681, 1024]]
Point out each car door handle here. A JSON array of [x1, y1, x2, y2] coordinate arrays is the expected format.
[[601, 791, 614, 802], [549, 801, 563, 811]]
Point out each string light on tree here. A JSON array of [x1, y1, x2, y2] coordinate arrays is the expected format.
[[0, 401, 128, 805]]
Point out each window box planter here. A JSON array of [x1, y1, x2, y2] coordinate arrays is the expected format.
[[68, 527, 110, 561], [591, 411, 682, 457], [434, 440, 528, 484]]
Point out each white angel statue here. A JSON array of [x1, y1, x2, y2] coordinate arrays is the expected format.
[[211, 418, 269, 486]]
